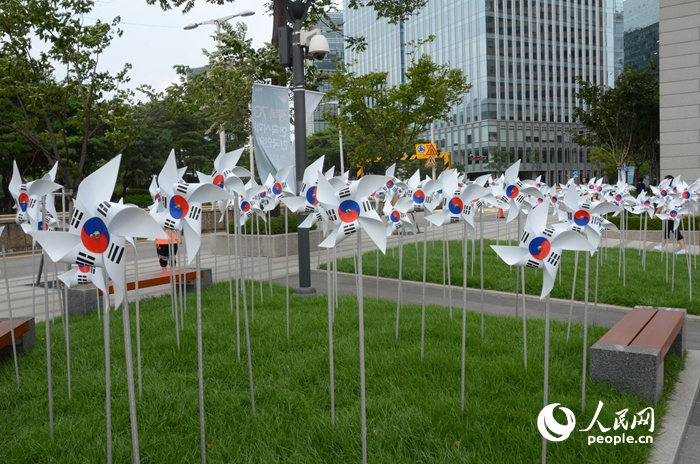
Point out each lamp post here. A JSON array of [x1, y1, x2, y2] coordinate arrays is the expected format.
[[184, 10, 256, 157]]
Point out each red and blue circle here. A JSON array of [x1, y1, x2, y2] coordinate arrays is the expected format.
[[213, 174, 225, 189], [574, 209, 591, 227], [551, 196, 558, 204], [37, 221, 49, 231], [529, 237, 551, 260], [306, 186, 319, 206], [449, 197, 463, 214], [413, 190, 425, 204], [18, 193, 29, 212], [644, 200, 651, 207], [537, 197, 544, 204], [154, 193, 161, 203], [660, 189, 668, 197], [682, 191, 690, 200], [506, 185, 519, 199], [670, 210, 678, 219], [338, 199, 360, 223], [390, 210, 401, 223], [272, 182, 283, 195], [80, 217, 110, 254], [615, 194, 622, 202], [241, 201, 251, 213], [386, 180, 394, 190], [78, 264, 91, 273], [169, 195, 189, 219]]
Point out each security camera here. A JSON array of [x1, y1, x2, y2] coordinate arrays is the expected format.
[[307, 34, 330, 60], [300, 27, 329, 60]]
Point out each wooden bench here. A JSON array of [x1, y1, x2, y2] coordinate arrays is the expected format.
[[590, 306, 685, 403], [65, 268, 213, 315], [0, 318, 36, 358]]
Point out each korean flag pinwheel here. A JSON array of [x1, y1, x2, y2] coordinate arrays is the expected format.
[[383, 196, 415, 236], [492, 160, 540, 223], [558, 187, 620, 250], [281, 155, 325, 216], [316, 174, 390, 253], [8, 160, 62, 227], [30, 155, 166, 306], [491, 203, 593, 299], [632, 191, 657, 218], [656, 199, 688, 232], [59, 264, 107, 294], [404, 170, 441, 214], [425, 170, 487, 231], [237, 181, 267, 227], [154, 151, 229, 263]]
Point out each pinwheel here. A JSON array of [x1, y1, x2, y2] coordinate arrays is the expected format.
[[492, 160, 540, 223], [8, 161, 62, 229], [281, 155, 325, 216]]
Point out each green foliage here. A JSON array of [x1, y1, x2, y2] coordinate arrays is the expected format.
[[0, 281, 680, 462], [574, 66, 659, 183], [326, 54, 470, 176], [607, 214, 700, 231], [489, 149, 514, 175], [228, 212, 310, 234]]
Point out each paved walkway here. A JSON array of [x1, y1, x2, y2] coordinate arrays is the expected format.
[[1, 211, 698, 462]]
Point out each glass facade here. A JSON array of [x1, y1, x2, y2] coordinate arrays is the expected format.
[[311, 11, 344, 134], [343, 0, 617, 183], [623, 0, 659, 71]]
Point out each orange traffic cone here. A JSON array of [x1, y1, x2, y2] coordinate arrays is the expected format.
[[497, 208, 505, 219]]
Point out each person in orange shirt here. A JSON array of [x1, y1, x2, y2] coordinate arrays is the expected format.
[[155, 228, 178, 271]]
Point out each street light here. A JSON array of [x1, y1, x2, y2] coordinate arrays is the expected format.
[[183, 10, 256, 157]]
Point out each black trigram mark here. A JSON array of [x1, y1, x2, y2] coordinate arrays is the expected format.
[[546, 252, 560, 267], [70, 209, 84, 229], [107, 242, 125, 265], [582, 201, 591, 211], [176, 183, 189, 195], [342, 223, 357, 236], [520, 231, 531, 244], [304, 205, 316, 214], [465, 205, 473, 216], [338, 187, 351, 199], [77, 275, 89, 284], [526, 259, 540, 269], [188, 206, 201, 222], [572, 225, 583, 233], [516, 180, 524, 188], [164, 218, 177, 230], [362, 200, 372, 213], [542, 227, 554, 238], [29, 198, 37, 209], [20, 185, 27, 193], [474, 200, 483, 209], [300, 183, 308, 193], [515, 194, 525, 204], [326, 209, 338, 222], [567, 212, 574, 221], [222, 169, 232, 177], [591, 216, 602, 227], [450, 216, 461, 224], [97, 201, 111, 218], [76, 251, 96, 266]]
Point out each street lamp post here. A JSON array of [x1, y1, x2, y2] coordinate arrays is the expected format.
[[184, 10, 256, 157]]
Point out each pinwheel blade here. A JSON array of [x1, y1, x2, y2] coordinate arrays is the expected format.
[[109, 206, 167, 240], [27, 179, 62, 197], [316, 174, 340, 208], [77, 155, 122, 215], [30, 231, 79, 263], [358, 217, 387, 253], [551, 230, 593, 253], [188, 183, 229, 204], [491, 245, 529, 266], [158, 150, 178, 197], [214, 147, 244, 173], [182, 219, 201, 264], [355, 175, 389, 201], [424, 211, 449, 227]]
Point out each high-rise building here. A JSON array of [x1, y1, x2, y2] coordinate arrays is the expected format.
[[311, 11, 344, 134], [623, 0, 659, 71], [344, 0, 617, 183]]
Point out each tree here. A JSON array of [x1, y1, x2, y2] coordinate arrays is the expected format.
[[0, 0, 133, 193], [573, 66, 659, 183], [489, 149, 514, 176], [324, 54, 470, 176]]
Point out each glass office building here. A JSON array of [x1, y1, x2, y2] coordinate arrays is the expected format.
[[343, 0, 617, 183], [623, 0, 659, 71], [311, 11, 344, 134]]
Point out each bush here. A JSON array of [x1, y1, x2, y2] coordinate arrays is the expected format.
[[607, 214, 699, 231], [228, 212, 315, 235]]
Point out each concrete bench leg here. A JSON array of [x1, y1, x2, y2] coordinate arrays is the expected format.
[[0, 317, 35, 355], [590, 344, 663, 404]]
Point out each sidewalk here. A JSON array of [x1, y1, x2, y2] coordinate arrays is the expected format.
[[1, 211, 698, 462]]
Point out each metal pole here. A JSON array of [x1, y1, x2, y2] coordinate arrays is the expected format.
[[338, 105, 345, 174]]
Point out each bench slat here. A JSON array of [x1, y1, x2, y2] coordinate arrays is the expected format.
[[100, 269, 204, 295], [630, 310, 684, 357], [596, 309, 657, 346], [0, 320, 31, 350]]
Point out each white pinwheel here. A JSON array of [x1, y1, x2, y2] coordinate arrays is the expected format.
[[383, 196, 415, 236], [316, 174, 389, 252], [491, 203, 592, 299], [557, 187, 620, 249], [491, 160, 540, 222], [281, 156, 325, 216], [425, 170, 487, 231], [31, 155, 166, 305], [59, 264, 107, 293], [8, 161, 62, 228]]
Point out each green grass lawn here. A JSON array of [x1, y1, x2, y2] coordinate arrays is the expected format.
[[0, 281, 683, 463], [332, 236, 700, 315]]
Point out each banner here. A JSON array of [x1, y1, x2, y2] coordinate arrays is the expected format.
[[251, 83, 293, 181], [305, 90, 326, 131]]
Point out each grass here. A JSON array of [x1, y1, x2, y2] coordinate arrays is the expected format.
[[330, 236, 700, 315], [0, 281, 683, 463]]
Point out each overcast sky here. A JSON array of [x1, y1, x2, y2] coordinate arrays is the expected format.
[[88, 0, 275, 95]]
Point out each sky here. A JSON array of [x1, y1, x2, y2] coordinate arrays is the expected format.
[[87, 0, 275, 95]]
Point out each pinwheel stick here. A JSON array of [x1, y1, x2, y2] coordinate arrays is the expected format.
[[285, 207, 290, 340], [446, 229, 453, 319], [121, 281, 141, 464], [642, 214, 648, 269], [480, 208, 485, 338], [420, 220, 428, 361], [167, 237, 180, 350], [581, 252, 590, 412], [460, 221, 468, 414], [356, 230, 368, 464], [196, 252, 207, 464], [395, 231, 404, 340], [2, 246, 20, 387], [541, 295, 552, 464], [238, 218, 256, 414], [101, 290, 112, 463], [566, 251, 579, 343], [326, 248, 335, 424], [134, 247, 143, 399], [31, 243, 37, 320], [267, 212, 273, 297], [59, 263, 72, 400], [521, 266, 528, 370], [43, 249, 54, 439]]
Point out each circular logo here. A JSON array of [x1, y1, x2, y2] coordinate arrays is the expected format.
[[506, 185, 519, 199], [18, 193, 29, 212], [537, 403, 576, 442], [241, 201, 251, 213], [660, 189, 668, 197], [306, 186, 319, 206], [449, 197, 463, 215], [37, 221, 49, 231], [644, 200, 651, 207], [80, 217, 110, 254], [574, 209, 591, 227], [682, 191, 690, 200], [213, 174, 225, 189], [78, 264, 91, 273], [413, 190, 425, 204], [390, 210, 401, 223], [615, 194, 622, 202], [169, 195, 189, 220], [529, 237, 551, 260], [386, 180, 394, 190], [273, 182, 283, 195], [670, 210, 678, 219], [551, 196, 558, 204], [537, 197, 544, 204], [154, 193, 161, 203], [418, 145, 426, 154], [338, 199, 360, 223]]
